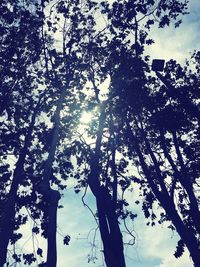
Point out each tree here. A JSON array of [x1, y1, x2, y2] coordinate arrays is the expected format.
[[106, 51, 200, 266], [0, 0, 194, 266], [0, 0, 100, 266], [0, 1, 44, 265], [71, 1, 191, 266]]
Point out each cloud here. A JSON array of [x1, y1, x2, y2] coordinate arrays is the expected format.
[[122, 211, 193, 267], [156, 251, 192, 267], [146, 1, 200, 64]]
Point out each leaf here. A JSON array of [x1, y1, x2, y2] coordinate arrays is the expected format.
[[147, 19, 154, 26], [63, 235, 71, 245], [130, 212, 137, 220], [174, 240, 185, 258], [10, 233, 22, 244], [12, 253, 21, 263], [32, 226, 40, 234], [37, 248, 43, 257], [159, 15, 170, 28], [23, 253, 36, 265], [146, 39, 155, 45]]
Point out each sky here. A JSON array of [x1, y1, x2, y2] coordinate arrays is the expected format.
[[147, 0, 200, 64], [11, 1, 200, 267]]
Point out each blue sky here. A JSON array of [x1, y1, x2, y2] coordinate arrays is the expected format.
[[13, 1, 200, 266]]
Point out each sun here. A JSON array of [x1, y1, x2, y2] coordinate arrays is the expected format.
[[80, 111, 93, 125]]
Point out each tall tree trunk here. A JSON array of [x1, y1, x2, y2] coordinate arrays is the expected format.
[[39, 85, 67, 267], [172, 131, 200, 234], [161, 198, 200, 267], [88, 106, 126, 267], [159, 129, 200, 234], [97, 188, 126, 267], [0, 172, 18, 267], [46, 189, 60, 267]]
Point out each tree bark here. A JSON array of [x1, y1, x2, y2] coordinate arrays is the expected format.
[[0, 182, 17, 267]]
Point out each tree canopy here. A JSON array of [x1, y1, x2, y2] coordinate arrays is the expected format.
[[1, 0, 200, 267]]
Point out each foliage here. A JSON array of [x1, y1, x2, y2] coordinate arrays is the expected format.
[[1, 0, 200, 267]]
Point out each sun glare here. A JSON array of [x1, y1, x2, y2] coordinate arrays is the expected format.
[[80, 111, 93, 125]]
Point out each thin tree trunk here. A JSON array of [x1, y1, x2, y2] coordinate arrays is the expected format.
[[162, 198, 200, 267], [160, 129, 200, 220], [0, 177, 18, 267], [172, 131, 200, 234]]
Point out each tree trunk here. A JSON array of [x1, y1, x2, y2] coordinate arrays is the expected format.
[[172, 131, 200, 234], [46, 189, 60, 267], [126, 122, 200, 267], [88, 106, 126, 267], [96, 188, 126, 267], [0, 188, 16, 267], [39, 85, 66, 266], [162, 198, 200, 267]]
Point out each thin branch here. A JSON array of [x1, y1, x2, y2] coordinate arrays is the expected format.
[[81, 185, 99, 226]]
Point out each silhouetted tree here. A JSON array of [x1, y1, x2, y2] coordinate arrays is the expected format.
[[72, 1, 190, 266], [0, 0, 194, 266], [0, 0, 93, 266], [0, 1, 44, 265], [107, 52, 200, 266]]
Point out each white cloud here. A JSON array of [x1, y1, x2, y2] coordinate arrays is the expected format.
[[146, 1, 200, 64], [156, 251, 192, 267]]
